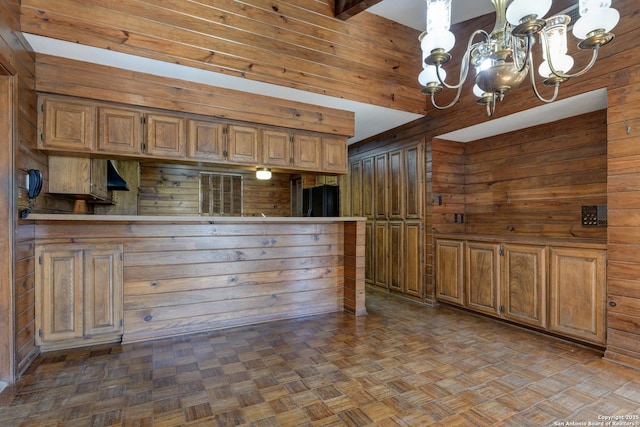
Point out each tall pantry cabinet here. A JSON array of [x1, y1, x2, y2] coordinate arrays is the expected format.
[[347, 141, 425, 301]]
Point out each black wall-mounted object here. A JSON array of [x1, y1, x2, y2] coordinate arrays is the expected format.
[[21, 169, 43, 218], [303, 185, 339, 217]]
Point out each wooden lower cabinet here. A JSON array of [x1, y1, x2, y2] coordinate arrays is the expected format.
[[436, 237, 606, 345], [549, 247, 606, 345], [435, 239, 464, 305], [36, 243, 124, 350]]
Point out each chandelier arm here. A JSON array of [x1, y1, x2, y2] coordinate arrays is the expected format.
[[528, 49, 560, 103], [434, 30, 491, 90], [547, 43, 600, 79], [430, 84, 464, 110], [512, 34, 533, 74]]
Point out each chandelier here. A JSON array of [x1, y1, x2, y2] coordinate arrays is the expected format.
[[418, 0, 620, 116]]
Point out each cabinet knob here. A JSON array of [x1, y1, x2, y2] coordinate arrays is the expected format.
[[608, 301, 617, 307]]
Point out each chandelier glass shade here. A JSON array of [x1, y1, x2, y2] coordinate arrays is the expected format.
[[418, 0, 619, 116]]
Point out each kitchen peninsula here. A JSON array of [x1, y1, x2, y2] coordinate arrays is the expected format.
[[30, 214, 366, 350]]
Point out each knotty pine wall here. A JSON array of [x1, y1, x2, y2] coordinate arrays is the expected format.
[[20, 0, 425, 115], [138, 163, 292, 217], [0, 0, 41, 382]]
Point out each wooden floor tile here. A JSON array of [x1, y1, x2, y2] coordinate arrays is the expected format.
[[2, 290, 640, 426]]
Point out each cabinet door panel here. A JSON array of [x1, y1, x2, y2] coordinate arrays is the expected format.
[[84, 245, 124, 338], [374, 154, 388, 219], [322, 136, 347, 173], [362, 157, 374, 218], [549, 247, 606, 344], [37, 247, 84, 344], [374, 221, 388, 289], [293, 134, 321, 170], [465, 242, 500, 316], [227, 125, 259, 164], [186, 119, 225, 161], [98, 107, 143, 155], [404, 144, 423, 219], [435, 239, 464, 305], [389, 150, 404, 219], [503, 244, 546, 328], [40, 97, 96, 151], [146, 114, 186, 159], [388, 221, 403, 293], [350, 161, 362, 217], [262, 129, 291, 167], [404, 221, 423, 298]]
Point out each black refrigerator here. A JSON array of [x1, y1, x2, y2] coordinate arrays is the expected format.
[[302, 185, 339, 217]]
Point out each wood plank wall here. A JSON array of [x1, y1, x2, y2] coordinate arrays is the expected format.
[[0, 0, 41, 381], [605, 64, 640, 368], [463, 110, 607, 239], [33, 220, 349, 343], [138, 163, 292, 217], [20, 0, 425, 115]]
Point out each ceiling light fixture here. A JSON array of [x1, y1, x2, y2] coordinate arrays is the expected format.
[[256, 167, 272, 180], [418, 0, 619, 116]]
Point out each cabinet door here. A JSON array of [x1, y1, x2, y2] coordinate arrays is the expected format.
[[98, 106, 143, 155], [388, 221, 404, 293], [262, 129, 292, 167], [84, 245, 123, 338], [365, 220, 375, 285], [349, 160, 362, 217], [39, 96, 96, 152], [404, 221, 423, 298], [145, 113, 186, 159], [322, 136, 347, 173], [465, 242, 501, 316], [227, 124, 259, 164], [435, 239, 464, 305], [362, 157, 374, 218], [549, 247, 606, 344], [502, 244, 547, 328], [373, 221, 388, 289], [293, 134, 321, 170], [187, 119, 225, 161], [374, 154, 388, 219], [404, 144, 423, 219], [389, 150, 404, 219], [36, 246, 84, 344]]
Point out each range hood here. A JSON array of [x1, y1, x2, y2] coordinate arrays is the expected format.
[[107, 160, 129, 191]]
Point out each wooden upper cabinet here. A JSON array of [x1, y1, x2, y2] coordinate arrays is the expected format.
[[349, 160, 362, 217], [361, 157, 374, 219], [262, 129, 292, 167], [39, 96, 96, 152], [549, 247, 606, 344], [293, 133, 321, 170], [388, 150, 404, 219], [97, 107, 143, 155], [145, 113, 186, 159], [227, 124, 259, 164], [322, 136, 348, 174], [404, 144, 423, 219], [48, 155, 108, 200], [186, 119, 225, 162]]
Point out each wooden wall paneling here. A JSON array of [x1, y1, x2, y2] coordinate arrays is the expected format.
[[33, 55, 354, 138], [21, 0, 425, 115], [431, 138, 465, 235], [33, 219, 357, 343]]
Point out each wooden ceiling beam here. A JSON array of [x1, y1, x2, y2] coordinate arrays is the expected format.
[[334, 0, 383, 20]]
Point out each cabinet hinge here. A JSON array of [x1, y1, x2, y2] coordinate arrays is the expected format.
[[141, 142, 146, 153], [40, 133, 43, 141], [223, 126, 228, 135], [41, 103, 44, 112], [290, 135, 294, 143], [38, 255, 42, 265], [38, 328, 42, 337], [141, 116, 146, 124], [120, 253, 124, 261], [120, 319, 124, 327], [499, 249, 504, 256], [499, 305, 505, 313]]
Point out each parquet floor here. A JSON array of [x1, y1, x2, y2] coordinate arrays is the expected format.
[[2, 291, 640, 427]]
